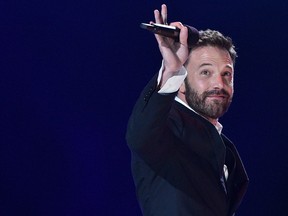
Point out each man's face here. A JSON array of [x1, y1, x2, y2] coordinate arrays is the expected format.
[[184, 46, 234, 120]]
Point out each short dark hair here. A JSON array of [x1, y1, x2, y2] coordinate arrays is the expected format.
[[189, 29, 237, 64]]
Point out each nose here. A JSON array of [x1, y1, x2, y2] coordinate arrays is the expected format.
[[211, 74, 224, 89]]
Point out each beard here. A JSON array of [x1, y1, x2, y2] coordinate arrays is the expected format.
[[184, 80, 233, 120]]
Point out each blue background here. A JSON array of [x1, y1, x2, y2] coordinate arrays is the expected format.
[[1, 0, 287, 215]]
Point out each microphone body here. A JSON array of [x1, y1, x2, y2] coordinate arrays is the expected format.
[[140, 23, 199, 47]]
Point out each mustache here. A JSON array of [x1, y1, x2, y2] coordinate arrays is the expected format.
[[203, 89, 230, 98]]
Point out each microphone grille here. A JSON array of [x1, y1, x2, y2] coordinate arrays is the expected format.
[[185, 25, 199, 47]]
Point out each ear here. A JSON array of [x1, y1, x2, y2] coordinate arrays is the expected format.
[[177, 81, 186, 99], [179, 82, 186, 94]]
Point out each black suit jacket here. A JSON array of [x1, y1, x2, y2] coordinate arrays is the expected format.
[[126, 74, 249, 216]]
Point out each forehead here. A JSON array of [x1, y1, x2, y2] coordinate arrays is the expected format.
[[187, 46, 233, 69]]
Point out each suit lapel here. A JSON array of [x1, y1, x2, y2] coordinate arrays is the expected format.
[[221, 135, 249, 215]]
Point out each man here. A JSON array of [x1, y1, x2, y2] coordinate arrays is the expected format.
[[126, 4, 249, 216]]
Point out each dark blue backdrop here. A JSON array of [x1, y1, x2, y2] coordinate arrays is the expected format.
[[1, 0, 288, 215]]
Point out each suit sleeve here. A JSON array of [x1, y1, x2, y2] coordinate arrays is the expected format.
[[126, 73, 178, 165]]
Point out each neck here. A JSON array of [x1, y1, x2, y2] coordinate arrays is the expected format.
[[206, 117, 218, 126]]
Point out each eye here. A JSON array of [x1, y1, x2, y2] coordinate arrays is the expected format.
[[200, 70, 210, 76], [223, 71, 232, 77]]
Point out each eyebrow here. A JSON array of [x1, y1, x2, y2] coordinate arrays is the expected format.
[[198, 63, 233, 70], [198, 63, 212, 68]]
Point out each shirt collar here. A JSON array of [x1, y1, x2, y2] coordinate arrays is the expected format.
[[174, 96, 223, 134]]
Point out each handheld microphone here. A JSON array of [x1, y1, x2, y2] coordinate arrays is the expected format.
[[140, 23, 199, 47]]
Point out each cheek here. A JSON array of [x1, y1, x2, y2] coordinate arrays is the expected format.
[[223, 79, 234, 96], [192, 81, 207, 94], [228, 85, 234, 97], [225, 78, 234, 90]]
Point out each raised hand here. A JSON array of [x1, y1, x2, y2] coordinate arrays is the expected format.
[[152, 4, 190, 85]]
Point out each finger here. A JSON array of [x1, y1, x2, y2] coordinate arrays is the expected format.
[[154, 9, 161, 24], [170, 21, 184, 29], [153, 8, 166, 45], [169, 22, 188, 46], [161, 4, 168, 25], [179, 26, 188, 48]]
